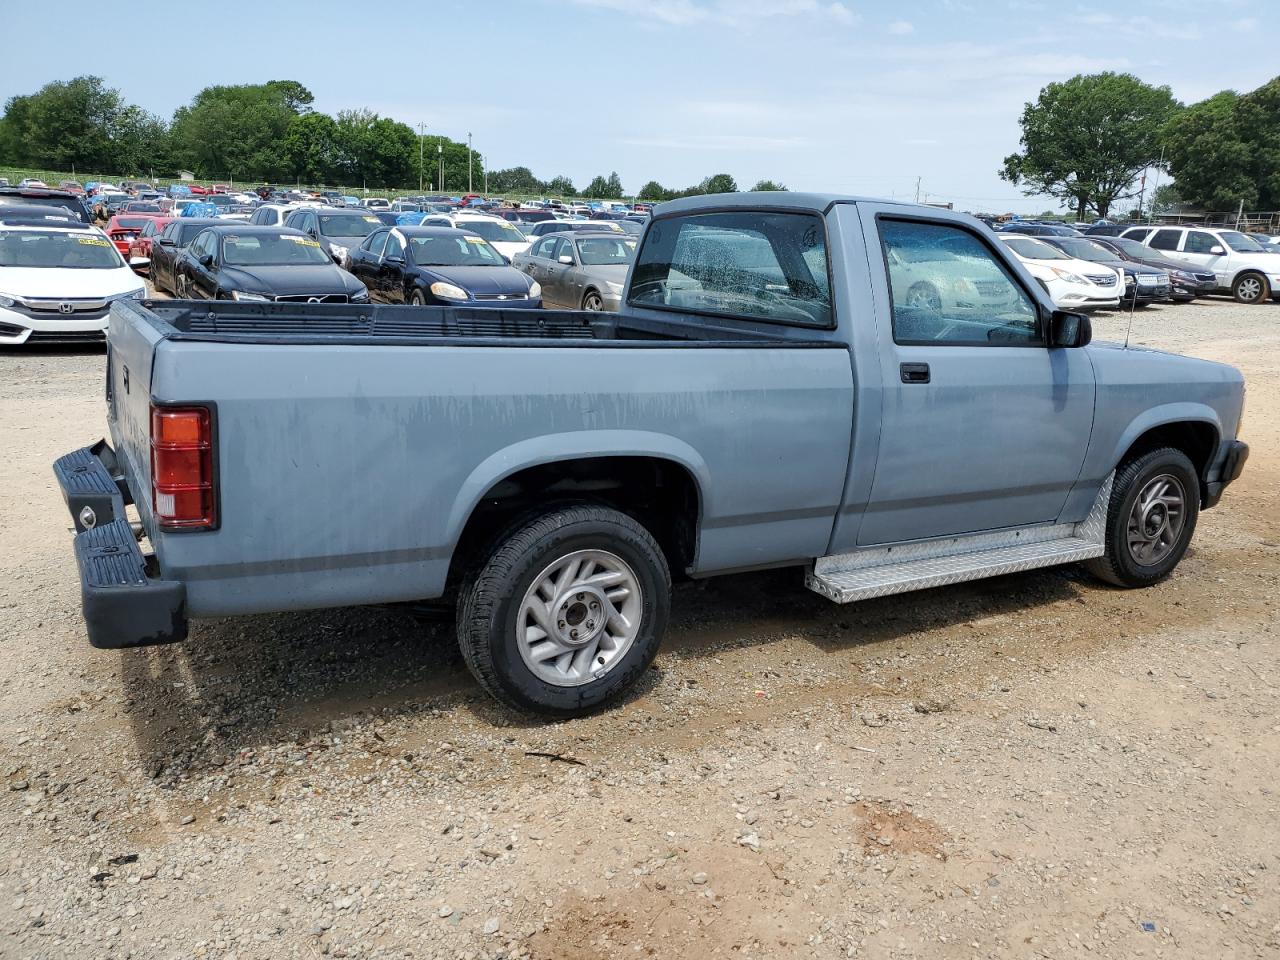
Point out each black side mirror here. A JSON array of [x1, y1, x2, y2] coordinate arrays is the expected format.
[[199, 253, 214, 268], [1050, 310, 1091, 348]]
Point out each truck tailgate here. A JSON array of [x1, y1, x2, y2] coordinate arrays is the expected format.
[[106, 299, 167, 522]]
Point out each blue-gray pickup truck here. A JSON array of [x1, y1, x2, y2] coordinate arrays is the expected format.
[[54, 193, 1249, 716]]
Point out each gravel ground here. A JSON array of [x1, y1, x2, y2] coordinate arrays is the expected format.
[[0, 298, 1277, 960]]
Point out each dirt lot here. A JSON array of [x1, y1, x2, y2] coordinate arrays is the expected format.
[[0, 298, 1277, 960]]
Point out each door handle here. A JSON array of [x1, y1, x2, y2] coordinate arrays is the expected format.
[[900, 362, 931, 384]]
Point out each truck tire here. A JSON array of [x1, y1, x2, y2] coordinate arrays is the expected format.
[[457, 505, 670, 716], [1232, 272, 1269, 304], [1084, 447, 1199, 588]]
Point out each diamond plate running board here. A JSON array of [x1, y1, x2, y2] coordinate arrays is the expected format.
[[805, 473, 1113, 604]]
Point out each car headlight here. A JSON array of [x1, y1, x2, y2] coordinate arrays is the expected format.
[[329, 243, 348, 261], [351, 288, 370, 302], [129, 288, 146, 300], [528, 280, 542, 298], [430, 281, 468, 300], [1051, 267, 1087, 285], [604, 280, 624, 294], [0, 293, 17, 308], [230, 291, 271, 302]]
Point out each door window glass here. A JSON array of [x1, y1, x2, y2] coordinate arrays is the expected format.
[[1149, 229, 1183, 251], [384, 233, 404, 259], [879, 219, 1040, 346], [1184, 231, 1219, 254], [629, 211, 831, 326], [364, 230, 389, 258]]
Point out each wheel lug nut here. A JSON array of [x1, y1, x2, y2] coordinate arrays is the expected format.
[[570, 630, 578, 639], [590, 602, 599, 610], [558, 621, 565, 628], [587, 621, 595, 629], [576, 593, 585, 601]]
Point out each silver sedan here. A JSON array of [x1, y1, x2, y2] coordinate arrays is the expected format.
[[511, 231, 637, 310]]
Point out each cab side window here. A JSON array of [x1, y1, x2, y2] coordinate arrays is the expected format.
[[384, 233, 404, 259], [1184, 231, 1219, 254], [364, 230, 389, 258], [879, 219, 1040, 346], [1149, 229, 1183, 251]]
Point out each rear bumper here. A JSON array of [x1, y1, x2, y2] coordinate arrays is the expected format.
[[1203, 440, 1249, 510], [53, 442, 187, 649]]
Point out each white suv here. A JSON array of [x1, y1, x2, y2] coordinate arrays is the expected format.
[[1121, 225, 1280, 303]]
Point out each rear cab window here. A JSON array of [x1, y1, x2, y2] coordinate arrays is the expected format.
[[628, 211, 832, 327]]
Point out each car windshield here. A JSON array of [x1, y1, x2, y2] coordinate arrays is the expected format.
[[319, 214, 381, 238], [1053, 239, 1114, 262], [455, 220, 526, 243], [221, 233, 333, 266], [576, 236, 637, 265], [1219, 231, 1265, 253], [409, 234, 506, 266], [0, 229, 122, 268], [1003, 236, 1069, 260], [1108, 238, 1150, 258]]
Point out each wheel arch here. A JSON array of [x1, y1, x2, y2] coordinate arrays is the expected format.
[[444, 433, 709, 591], [1111, 409, 1221, 497]]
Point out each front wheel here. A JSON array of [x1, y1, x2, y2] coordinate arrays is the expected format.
[[582, 290, 604, 311], [1085, 447, 1199, 588], [410, 289, 425, 306], [456, 505, 670, 716], [1232, 272, 1269, 304]]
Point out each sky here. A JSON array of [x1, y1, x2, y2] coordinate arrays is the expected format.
[[1, 0, 1275, 212]]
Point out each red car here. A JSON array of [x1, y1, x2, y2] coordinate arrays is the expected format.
[[126, 216, 175, 268], [186, 184, 209, 196], [105, 214, 165, 257]]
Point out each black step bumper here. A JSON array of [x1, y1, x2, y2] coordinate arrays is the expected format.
[[53, 443, 187, 649]]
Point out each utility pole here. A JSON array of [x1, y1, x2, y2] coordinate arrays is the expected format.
[[418, 123, 425, 193], [438, 144, 443, 193], [914, 176, 921, 204], [467, 132, 473, 192]]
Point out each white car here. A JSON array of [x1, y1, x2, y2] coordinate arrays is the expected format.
[[1120, 224, 1280, 304], [419, 213, 531, 261], [998, 234, 1121, 311], [248, 204, 296, 227], [0, 224, 146, 345], [361, 198, 391, 210]]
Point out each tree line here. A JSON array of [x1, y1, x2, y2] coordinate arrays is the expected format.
[[0, 76, 788, 199], [1001, 71, 1280, 219]]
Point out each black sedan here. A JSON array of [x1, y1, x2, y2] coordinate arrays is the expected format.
[[149, 218, 226, 295], [1089, 236, 1217, 301], [172, 224, 369, 303], [1040, 236, 1171, 306], [346, 226, 541, 308]]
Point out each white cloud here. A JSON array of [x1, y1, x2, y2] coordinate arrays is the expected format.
[[887, 19, 914, 34]]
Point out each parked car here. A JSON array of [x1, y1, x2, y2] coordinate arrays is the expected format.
[[248, 203, 295, 227], [1039, 236, 1171, 306], [0, 204, 84, 227], [345, 226, 540, 307], [282, 207, 383, 264], [1089, 237, 1217, 301], [53, 193, 1249, 717], [512, 231, 635, 310], [170, 224, 369, 302], [122, 201, 163, 215], [1121, 225, 1280, 303], [1000, 222, 1083, 237], [0, 187, 94, 224], [1083, 224, 1129, 237], [58, 180, 86, 195], [417, 213, 531, 260], [104, 215, 164, 258], [524, 219, 626, 240], [998, 234, 1121, 310], [147, 218, 225, 296], [17, 178, 49, 189], [0, 222, 144, 345], [126, 216, 174, 272], [360, 198, 391, 210]]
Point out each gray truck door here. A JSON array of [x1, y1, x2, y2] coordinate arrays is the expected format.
[[855, 208, 1096, 546]]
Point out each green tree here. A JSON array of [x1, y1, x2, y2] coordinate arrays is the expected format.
[[1001, 72, 1179, 220], [488, 166, 542, 194], [585, 174, 611, 197], [111, 104, 171, 177], [0, 76, 124, 170], [637, 180, 667, 201], [1148, 183, 1182, 216], [604, 171, 623, 197], [750, 179, 787, 191], [700, 173, 739, 194], [545, 175, 577, 197], [170, 81, 312, 180], [415, 134, 483, 193], [284, 112, 340, 184]]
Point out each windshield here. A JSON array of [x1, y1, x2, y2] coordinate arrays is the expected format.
[[409, 234, 506, 266], [319, 214, 381, 238], [455, 220, 526, 243], [1108, 238, 1150, 258], [125, 203, 161, 213], [1003, 236, 1068, 260], [1219, 231, 1265, 253], [577, 236, 637, 266], [1054, 239, 1114, 262], [0, 229, 123, 268], [221, 233, 332, 266]]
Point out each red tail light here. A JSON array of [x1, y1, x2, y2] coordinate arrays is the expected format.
[[150, 405, 216, 529]]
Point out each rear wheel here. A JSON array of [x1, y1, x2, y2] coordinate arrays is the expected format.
[[456, 505, 670, 716], [1085, 447, 1199, 588], [1232, 272, 1269, 304], [582, 290, 604, 311]]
